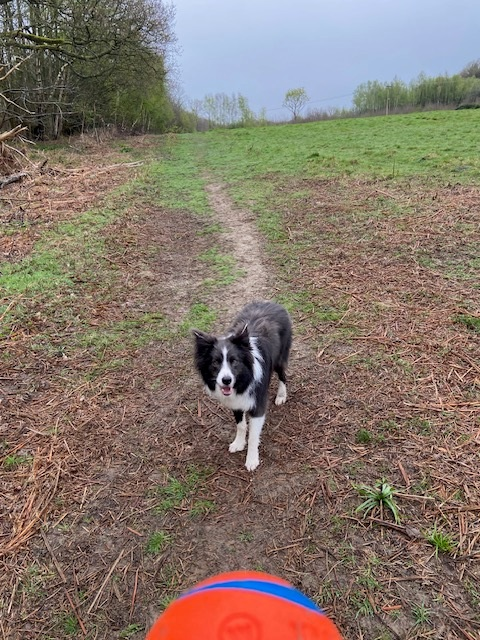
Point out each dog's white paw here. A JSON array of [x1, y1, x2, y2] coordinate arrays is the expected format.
[[245, 455, 260, 471], [275, 381, 287, 405], [229, 439, 246, 453]]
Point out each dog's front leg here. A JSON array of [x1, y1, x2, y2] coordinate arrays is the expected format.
[[229, 410, 247, 453], [245, 415, 265, 471]]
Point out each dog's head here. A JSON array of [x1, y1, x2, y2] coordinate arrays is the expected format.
[[192, 325, 254, 397]]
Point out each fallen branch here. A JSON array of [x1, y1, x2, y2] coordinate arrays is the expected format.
[[0, 125, 28, 143], [0, 171, 28, 189]]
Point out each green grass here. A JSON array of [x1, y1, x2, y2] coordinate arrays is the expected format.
[[76, 312, 171, 355], [351, 591, 375, 618], [199, 247, 245, 286], [60, 614, 79, 637], [146, 530, 172, 555], [190, 499, 216, 517], [358, 562, 381, 590], [355, 429, 373, 444], [3, 453, 33, 470], [201, 110, 479, 183], [408, 417, 432, 435], [178, 302, 217, 334], [151, 465, 212, 514], [0, 207, 119, 337], [425, 525, 456, 556], [0, 249, 72, 297], [453, 313, 480, 334], [20, 563, 54, 598], [239, 531, 255, 543], [119, 623, 144, 639], [275, 290, 348, 325], [76, 301, 214, 360], [412, 603, 431, 626], [134, 136, 210, 215]]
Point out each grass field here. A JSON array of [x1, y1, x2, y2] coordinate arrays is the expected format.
[[0, 110, 479, 640], [202, 109, 479, 182]]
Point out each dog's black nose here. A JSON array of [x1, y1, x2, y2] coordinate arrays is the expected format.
[[222, 376, 232, 386]]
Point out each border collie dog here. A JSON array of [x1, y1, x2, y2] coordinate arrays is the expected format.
[[193, 301, 292, 471]]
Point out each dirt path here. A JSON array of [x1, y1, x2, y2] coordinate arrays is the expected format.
[[203, 179, 313, 372], [203, 181, 271, 312]]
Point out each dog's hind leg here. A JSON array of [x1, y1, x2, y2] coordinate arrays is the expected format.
[[245, 414, 265, 471], [229, 410, 247, 453], [274, 364, 287, 406]]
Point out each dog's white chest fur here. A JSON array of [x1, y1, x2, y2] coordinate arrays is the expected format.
[[204, 384, 256, 412]]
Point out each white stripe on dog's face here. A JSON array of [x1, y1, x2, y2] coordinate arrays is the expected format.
[[216, 346, 235, 396]]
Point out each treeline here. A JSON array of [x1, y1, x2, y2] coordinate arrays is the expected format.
[[0, 0, 191, 139], [188, 62, 480, 131], [353, 62, 480, 115], [189, 93, 267, 130]]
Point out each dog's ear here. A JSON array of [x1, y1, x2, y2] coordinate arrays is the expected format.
[[192, 329, 216, 350], [231, 323, 250, 348]]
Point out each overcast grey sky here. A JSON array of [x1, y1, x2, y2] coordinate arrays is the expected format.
[[172, 0, 480, 119]]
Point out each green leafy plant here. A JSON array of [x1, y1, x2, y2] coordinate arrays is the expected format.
[[355, 479, 401, 523]]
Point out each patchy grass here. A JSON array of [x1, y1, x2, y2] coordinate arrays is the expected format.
[[453, 313, 480, 334], [3, 452, 33, 471], [199, 246, 245, 286], [118, 623, 144, 639], [425, 525, 456, 556], [151, 466, 213, 514], [145, 531, 172, 555], [179, 302, 217, 334]]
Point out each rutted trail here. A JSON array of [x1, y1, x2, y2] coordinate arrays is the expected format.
[[204, 181, 271, 309]]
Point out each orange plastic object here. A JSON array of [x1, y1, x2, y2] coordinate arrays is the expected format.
[[146, 570, 342, 640]]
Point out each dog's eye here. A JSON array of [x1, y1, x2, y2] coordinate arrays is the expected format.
[[228, 355, 237, 365]]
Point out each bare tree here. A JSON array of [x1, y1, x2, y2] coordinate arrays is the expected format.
[[283, 87, 309, 121]]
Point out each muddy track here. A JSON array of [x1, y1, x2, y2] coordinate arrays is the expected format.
[[204, 181, 271, 313]]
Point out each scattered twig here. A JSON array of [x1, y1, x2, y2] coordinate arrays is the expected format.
[[87, 548, 125, 614], [64, 589, 87, 636], [129, 568, 139, 621], [40, 530, 66, 583]]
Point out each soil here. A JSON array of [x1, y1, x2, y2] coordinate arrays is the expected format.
[[0, 134, 479, 640]]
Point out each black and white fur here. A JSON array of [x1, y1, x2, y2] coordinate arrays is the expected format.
[[193, 301, 292, 471]]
